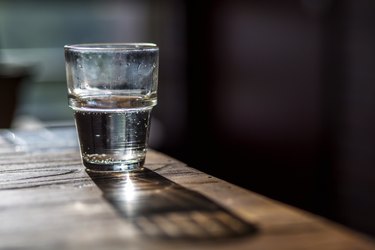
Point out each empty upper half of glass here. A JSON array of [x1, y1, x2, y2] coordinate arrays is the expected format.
[[64, 43, 159, 111]]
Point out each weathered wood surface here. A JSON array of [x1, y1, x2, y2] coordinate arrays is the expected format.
[[0, 126, 375, 250]]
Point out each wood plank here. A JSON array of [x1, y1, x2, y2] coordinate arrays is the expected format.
[[0, 127, 374, 250]]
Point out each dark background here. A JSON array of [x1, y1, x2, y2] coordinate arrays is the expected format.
[[1, 0, 375, 239]]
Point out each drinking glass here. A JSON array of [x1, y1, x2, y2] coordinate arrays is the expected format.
[[64, 43, 159, 171]]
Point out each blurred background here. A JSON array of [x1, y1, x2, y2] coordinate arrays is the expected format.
[[1, 0, 375, 238]]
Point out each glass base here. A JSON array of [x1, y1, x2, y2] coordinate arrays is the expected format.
[[83, 159, 145, 172]]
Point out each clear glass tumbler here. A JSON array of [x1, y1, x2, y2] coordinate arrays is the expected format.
[[64, 43, 159, 172]]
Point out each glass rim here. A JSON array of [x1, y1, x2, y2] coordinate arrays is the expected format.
[[64, 43, 158, 51]]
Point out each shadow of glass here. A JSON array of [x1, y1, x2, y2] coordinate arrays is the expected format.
[[87, 168, 257, 241]]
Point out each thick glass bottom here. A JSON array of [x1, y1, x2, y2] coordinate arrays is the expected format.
[[83, 159, 145, 172]]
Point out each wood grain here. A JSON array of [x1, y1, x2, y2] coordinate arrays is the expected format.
[[0, 127, 375, 250]]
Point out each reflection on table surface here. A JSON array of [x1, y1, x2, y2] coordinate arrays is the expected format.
[[88, 168, 257, 241]]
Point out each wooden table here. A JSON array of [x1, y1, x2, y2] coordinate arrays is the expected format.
[[1, 126, 375, 250]]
